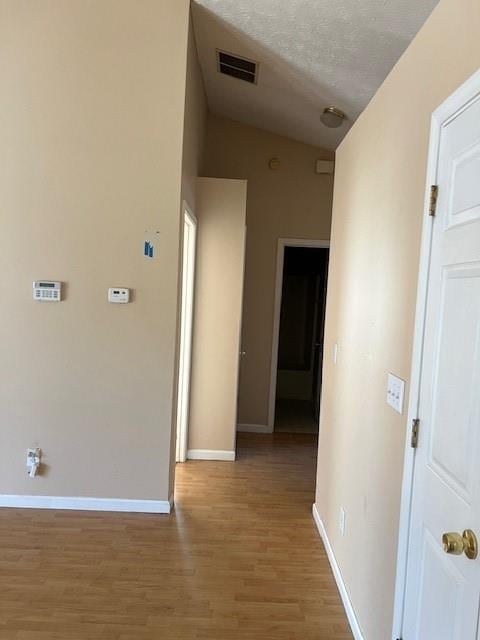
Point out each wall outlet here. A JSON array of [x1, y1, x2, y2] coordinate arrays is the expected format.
[[387, 373, 406, 414], [339, 507, 346, 536]]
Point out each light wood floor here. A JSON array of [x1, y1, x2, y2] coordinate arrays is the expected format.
[[0, 433, 352, 640]]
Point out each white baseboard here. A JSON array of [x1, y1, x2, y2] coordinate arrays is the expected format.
[[237, 423, 273, 433], [0, 494, 173, 514], [312, 503, 365, 640], [187, 449, 235, 461]]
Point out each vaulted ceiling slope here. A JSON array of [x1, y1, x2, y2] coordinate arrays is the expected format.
[[192, 0, 439, 149]]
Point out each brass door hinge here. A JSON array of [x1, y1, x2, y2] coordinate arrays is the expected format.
[[411, 419, 420, 448], [429, 185, 438, 216]]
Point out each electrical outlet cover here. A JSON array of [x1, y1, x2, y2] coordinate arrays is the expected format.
[[387, 373, 405, 414]]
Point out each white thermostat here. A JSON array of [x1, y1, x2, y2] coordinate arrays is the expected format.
[[108, 287, 130, 304], [33, 281, 61, 301]]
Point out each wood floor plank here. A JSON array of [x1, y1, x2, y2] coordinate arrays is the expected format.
[[0, 433, 352, 639]]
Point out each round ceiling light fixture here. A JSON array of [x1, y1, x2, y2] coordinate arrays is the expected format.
[[320, 106, 346, 128]]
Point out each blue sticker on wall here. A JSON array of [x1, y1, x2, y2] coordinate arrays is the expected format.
[[144, 241, 154, 258], [143, 231, 159, 259]]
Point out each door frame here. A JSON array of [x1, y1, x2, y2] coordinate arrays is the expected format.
[[267, 238, 330, 431], [176, 202, 197, 463], [391, 68, 480, 640]]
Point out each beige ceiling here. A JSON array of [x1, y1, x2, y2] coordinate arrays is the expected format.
[[192, 0, 439, 149]]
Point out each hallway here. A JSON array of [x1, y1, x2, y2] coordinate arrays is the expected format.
[[274, 399, 319, 434], [0, 434, 352, 640]]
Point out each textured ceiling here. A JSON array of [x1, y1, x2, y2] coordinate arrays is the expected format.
[[192, 0, 439, 149]]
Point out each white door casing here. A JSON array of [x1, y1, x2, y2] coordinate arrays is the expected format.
[[176, 205, 197, 463], [398, 71, 480, 639], [268, 238, 330, 431]]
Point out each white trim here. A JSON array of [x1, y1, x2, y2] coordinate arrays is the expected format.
[[312, 503, 365, 640], [0, 494, 173, 514], [187, 449, 236, 461], [237, 423, 273, 433], [234, 222, 248, 460], [391, 67, 480, 640], [268, 238, 330, 430], [176, 202, 197, 463]]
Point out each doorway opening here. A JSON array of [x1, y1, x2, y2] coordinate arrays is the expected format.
[[175, 204, 197, 463], [268, 240, 329, 434]]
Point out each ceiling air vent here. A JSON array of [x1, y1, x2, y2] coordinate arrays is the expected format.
[[217, 50, 257, 84]]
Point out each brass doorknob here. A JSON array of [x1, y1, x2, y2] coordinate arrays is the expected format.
[[442, 530, 478, 560]]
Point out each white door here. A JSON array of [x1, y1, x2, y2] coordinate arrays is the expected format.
[[402, 84, 480, 638], [176, 207, 197, 463]]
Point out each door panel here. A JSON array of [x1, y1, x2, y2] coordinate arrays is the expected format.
[[429, 266, 480, 498], [450, 144, 480, 225], [416, 530, 466, 639], [403, 90, 480, 639]]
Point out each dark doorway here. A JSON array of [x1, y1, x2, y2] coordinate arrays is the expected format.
[[274, 246, 329, 434]]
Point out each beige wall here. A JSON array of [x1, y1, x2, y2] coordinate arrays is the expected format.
[[315, 1, 480, 638], [204, 117, 334, 426], [0, 0, 190, 503], [181, 15, 207, 212], [188, 178, 247, 454]]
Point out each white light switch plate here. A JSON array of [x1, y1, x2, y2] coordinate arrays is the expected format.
[[387, 373, 405, 414]]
